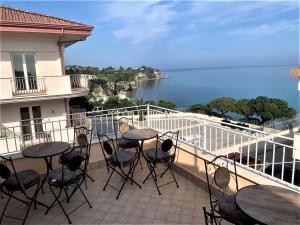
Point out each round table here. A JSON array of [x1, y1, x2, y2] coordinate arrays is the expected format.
[[122, 128, 158, 173], [122, 128, 158, 142], [22, 142, 70, 191], [235, 185, 300, 225]]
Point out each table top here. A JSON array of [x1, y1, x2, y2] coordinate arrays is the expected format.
[[122, 128, 158, 141], [235, 185, 300, 225], [22, 142, 70, 158]]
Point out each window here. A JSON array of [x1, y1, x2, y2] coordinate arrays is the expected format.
[[12, 54, 37, 91], [20, 106, 43, 140]]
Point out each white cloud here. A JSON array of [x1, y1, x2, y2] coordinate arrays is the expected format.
[[104, 1, 176, 44], [227, 20, 299, 37], [102, 0, 298, 44]]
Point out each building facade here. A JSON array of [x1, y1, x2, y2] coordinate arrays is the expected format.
[[0, 6, 93, 144]]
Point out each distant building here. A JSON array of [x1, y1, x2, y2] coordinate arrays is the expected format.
[[290, 68, 300, 91], [0, 6, 93, 141]]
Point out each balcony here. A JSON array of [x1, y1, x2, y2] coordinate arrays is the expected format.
[[1, 105, 299, 190], [0, 75, 89, 103], [0, 105, 299, 224], [0, 154, 212, 225]]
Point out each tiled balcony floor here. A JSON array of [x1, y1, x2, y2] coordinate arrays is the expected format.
[[1, 160, 216, 225]]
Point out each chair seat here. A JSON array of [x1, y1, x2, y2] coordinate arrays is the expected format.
[[144, 148, 172, 162], [218, 194, 255, 225], [5, 170, 39, 191], [59, 150, 86, 165], [110, 151, 136, 166], [118, 138, 139, 149], [48, 167, 83, 186]]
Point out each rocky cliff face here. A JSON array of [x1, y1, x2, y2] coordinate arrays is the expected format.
[[88, 71, 161, 103]]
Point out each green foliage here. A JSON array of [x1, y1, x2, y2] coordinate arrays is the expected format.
[[250, 96, 296, 123], [235, 99, 254, 118], [134, 98, 176, 110], [156, 100, 177, 110], [65, 65, 160, 83], [189, 96, 296, 123], [187, 104, 212, 115], [102, 96, 135, 109], [209, 97, 236, 116], [69, 97, 93, 111]]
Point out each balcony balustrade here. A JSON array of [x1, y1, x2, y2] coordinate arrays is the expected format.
[[11, 76, 46, 95], [0, 75, 89, 102], [0, 105, 299, 192]]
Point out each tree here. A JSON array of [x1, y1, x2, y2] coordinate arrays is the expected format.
[[209, 97, 236, 117], [102, 96, 135, 109], [250, 96, 296, 123], [187, 104, 212, 115], [69, 97, 93, 111], [156, 100, 177, 110], [235, 99, 254, 119]]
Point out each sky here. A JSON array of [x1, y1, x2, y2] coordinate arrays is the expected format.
[[2, 0, 299, 70]]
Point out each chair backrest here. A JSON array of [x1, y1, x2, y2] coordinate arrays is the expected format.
[[59, 153, 83, 185], [0, 155, 24, 191], [97, 132, 117, 162], [73, 126, 92, 158], [204, 155, 238, 214], [155, 131, 179, 160], [67, 155, 83, 172], [113, 117, 134, 138]]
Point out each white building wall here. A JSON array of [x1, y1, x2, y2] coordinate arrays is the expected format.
[[0, 99, 66, 128], [0, 32, 63, 78]]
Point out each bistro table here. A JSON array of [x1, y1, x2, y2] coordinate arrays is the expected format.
[[122, 128, 158, 151], [22, 142, 70, 192], [122, 128, 158, 172], [235, 184, 300, 225]]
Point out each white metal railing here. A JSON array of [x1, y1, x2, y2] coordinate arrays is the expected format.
[[0, 105, 299, 191], [11, 76, 46, 95], [70, 74, 88, 90], [263, 115, 300, 131]]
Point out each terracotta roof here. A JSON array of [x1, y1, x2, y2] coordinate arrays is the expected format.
[[0, 6, 94, 34]]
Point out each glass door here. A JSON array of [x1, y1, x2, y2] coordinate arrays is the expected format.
[[25, 55, 37, 90], [12, 54, 37, 91], [12, 55, 26, 91], [32, 106, 44, 138], [20, 106, 44, 141], [20, 107, 32, 141]]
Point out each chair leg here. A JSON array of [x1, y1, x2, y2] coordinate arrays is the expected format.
[[78, 186, 92, 208], [48, 185, 72, 224], [143, 162, 154, 183], [160, 164, 170, 178], [169, 164, 179, 188], [116, 165, 136, 199], [103, 167, 116, 191], [145, 162, 161, 195], [45, 186, 62, 215], [22, 196, 35, 225], [0, 194, 11, 223]]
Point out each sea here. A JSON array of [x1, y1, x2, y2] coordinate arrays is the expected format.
[[127, 65, 299, 113]]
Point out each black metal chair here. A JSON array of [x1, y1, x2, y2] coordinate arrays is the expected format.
[[0, 155, 43, 225], [143, 131, 179, 195], [59, 127, 94, 187], [45, 154, 92, 224], [203, 207, 244, 225], [97, 132, 141, 199], [113, 117, 139, 150], [204, 155, 256, 225]]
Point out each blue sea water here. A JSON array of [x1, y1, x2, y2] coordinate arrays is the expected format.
[[128, 66, 299, 112]]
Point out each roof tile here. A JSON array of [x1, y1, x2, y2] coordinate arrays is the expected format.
[[0, 6, 93, 30]]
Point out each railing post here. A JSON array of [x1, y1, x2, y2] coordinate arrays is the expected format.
[[147, 104, 150, 128], [204, 119, 207, 150]]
